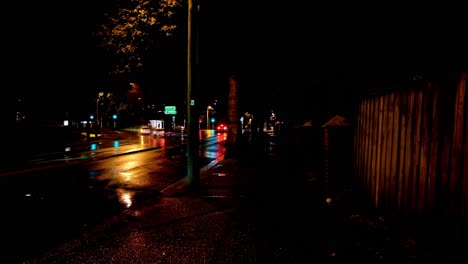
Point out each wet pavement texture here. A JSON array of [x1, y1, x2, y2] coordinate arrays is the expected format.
[[9, 128, 468, 263]]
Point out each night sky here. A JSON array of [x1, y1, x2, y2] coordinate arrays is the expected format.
[[4, 1, 466, 124]]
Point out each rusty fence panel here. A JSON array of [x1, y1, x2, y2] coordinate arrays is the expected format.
[[354, 71, 467, 223]]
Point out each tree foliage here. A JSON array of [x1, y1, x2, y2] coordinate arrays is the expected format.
[[94, 0, 183, 76]]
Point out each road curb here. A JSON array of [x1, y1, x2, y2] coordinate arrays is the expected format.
[[160, 154, 225, 197]]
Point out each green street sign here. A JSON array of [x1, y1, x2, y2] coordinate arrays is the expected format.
[[164, 106, 177, 115]]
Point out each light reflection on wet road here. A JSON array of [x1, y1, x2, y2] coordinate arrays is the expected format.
[[0, 130, 227, 263]]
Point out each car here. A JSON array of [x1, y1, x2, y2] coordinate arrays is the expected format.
[[153, 128, 165, 137], [174, 125, 185, 133], [139, 125, 151, 135], [216, 123, 228, 133]]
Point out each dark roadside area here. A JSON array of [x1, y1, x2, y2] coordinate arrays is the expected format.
[[19, 127, 467, 263], [1, 126, 137, 173]]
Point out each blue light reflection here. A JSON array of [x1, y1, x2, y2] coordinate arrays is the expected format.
[[90, 143, 98, 151]]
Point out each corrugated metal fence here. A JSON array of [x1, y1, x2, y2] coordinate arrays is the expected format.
[[354, 72, 467, 221]]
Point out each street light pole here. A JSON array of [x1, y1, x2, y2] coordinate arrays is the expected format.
[[186, 0, 199, 192], [96, 98, 100, 129], [96, 91, 104, 129], [206, 105, 213, 130]]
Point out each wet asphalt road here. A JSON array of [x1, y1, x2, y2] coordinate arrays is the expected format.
[[0, 130, 227, 262]]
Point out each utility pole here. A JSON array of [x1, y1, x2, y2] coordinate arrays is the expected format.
[[96, 98, 100, 129], [186, 0, 199, 191], [206, 105, 213, 130]]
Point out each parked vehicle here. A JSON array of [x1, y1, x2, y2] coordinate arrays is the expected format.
[[139, 125, 151, 135], [153, 128, 165, 137]]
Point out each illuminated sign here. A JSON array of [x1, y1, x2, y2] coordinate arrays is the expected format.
[[164, 106, 177, 115]]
